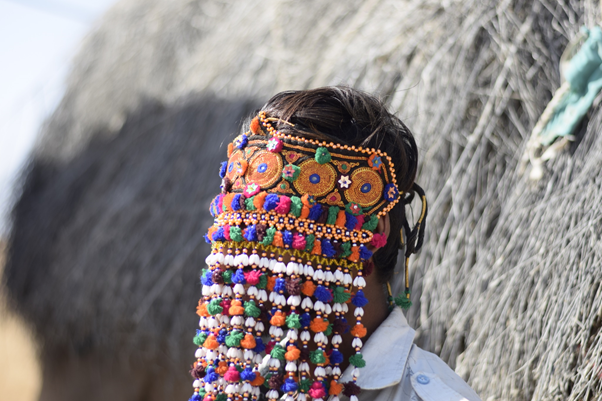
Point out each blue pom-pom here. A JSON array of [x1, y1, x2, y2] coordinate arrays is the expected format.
[[240, 368, 256, 381], [231, 194, 243, 211], [205, 367, 219, 383], [264, 194, 280, 211], [212, 227, 225, 241], [232, 269, 246, 284], [308, 204, 322, 221], [204, 233, 211, 243], [345, 212, 358, 231], [189, 394, 202, 401], [244, 224, 257, 242], [236, 134, 248, 149], [330, 349, 344, 364], [274, 278, 286, 293], [281, 378, 298, 393], [359, 245, 373, 260], [219, 161, 228, 178], [283, 230, 293, 247], [314, 285, 333, 303], [253, 337, 265, 353], [201, 271, 213, 286], [216, 330, 227, 344], [321, 239, 336, 257], [340, 317, 350, 333], [352, 290, 369, 307], [300, 312, 311, 327]]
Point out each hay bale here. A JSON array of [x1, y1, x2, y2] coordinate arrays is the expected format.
[[4, 0, 602, 399]]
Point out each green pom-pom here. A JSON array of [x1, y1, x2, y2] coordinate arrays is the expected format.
[[286, 313, 301, 329], [394, 293, 412, 309], [263, 372, 272, 388], [215, 394, 228, 401], [225, 331, 244, 347], [222, 270, 233, 284], [315, 147, 332, 164], [362, 214, 379, 231], [349, 353, 366, 368], [230, 226, 243, 242], [282, 164, 301, 182], [244, 300, 262, 318], [305, 234, 315, 252], [245, 197, 256, 210], [260, 226, 276, 246], [324, 323, 333, 337], [270, 344, 286, 361], [193, 332, 207, 346], [207, 298, 223, 315], [290, 196, 303, 217], [340, 242, 352, 258], [257, 273, 268, 289], [298, 379, 312, 393], [333, 286, 350, 303], [310, 349, 326, 364], [198, 389, 206, 399], [327, 206, 339, 225]]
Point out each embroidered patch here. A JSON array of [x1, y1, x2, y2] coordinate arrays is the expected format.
[[345, 168, 384, 207], [293, 159, 337, 197], [247, 150, 283, 188]]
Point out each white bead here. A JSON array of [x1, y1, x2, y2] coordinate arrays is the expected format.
[[325, 271, 335, 282], [255, 321, 265, 332], [352, 337, 363, 348], [287, 329, 298, 340], [285, 361, 298, 371], [342, 303, 349, 313], [286, 262, 298, 275], [325, 304, 332, 314], [233, 284, 246, 295], [258, 290, 268, 301], [222, 286, 233, 296], [216, 253, 224, 264], [300, 331, 311, 341], [332, 335, 342, 345], [285, 396, 295, 401], [331, 397, 340, 401], [314, 366, 326, 377], [225, 384, 235, 394], [205, 383, 214, 392], [313, 270, 325, 280], [245, 317, 256, 327], [314, 301, 325, 312], [208, 318, 218, 329], [199, 317, 207, 327], [244, 350, 255, 360], [344, 274, 353, 285], [314, 332, 325, 343], [205, 254, 214, 265], [267, 390, 279, 399], [269, 291, 276, 302], [274, 327, 283, 337], [206, 350, 216, 361], [202, 286, 211, 296], [269, 325, 277, 335], [210, 284, 221, 295], [287, 295, 301, 306], [325, 366, 333, 375], [333, 303, 343, 312], [304, 264, 314, 276], [299, 362, 310, 372], [243, 383, 253, 393], [297, 393, 307, 401], [269, 258, 277, 270], [332, 367, 342, 376], [275, 294, 286, 306], [240, 254, 249, 266], [352, 368, 360, 378], [334, 270, 344, 281], [254, 354, 263, 364], [353, 276, 366, 287], [194, 348, 203, 358], [301, 297, 314, 309], [275, 262, 286, 273], [234, 255, 242, 265], [354, 307, 364, 317], [247, 286, 258, 296], [225, 254, 234, 265], [249, 254, 260, 265], [321, 335, 329, 345], [350, 395, 359, 401], [270, 358, 281, 368], [193, 379, 201, 388], [260, 257, 269, 268]]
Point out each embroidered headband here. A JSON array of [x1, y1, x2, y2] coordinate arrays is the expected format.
[[189, 112, 412, 401]]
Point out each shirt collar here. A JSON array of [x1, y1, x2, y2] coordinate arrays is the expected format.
[[339, 307, 416, 390]]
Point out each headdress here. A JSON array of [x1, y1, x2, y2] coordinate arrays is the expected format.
[[188, 112, 425, 401]]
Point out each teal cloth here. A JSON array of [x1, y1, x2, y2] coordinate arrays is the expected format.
[[539, 26, 602, 146]]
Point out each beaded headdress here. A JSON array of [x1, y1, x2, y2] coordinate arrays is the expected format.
[[188, 112, 422, 401]]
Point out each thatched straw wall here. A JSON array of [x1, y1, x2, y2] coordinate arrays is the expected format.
[[4, 0, 602, 400]]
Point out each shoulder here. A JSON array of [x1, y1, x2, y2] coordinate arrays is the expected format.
[[401, 344, 481, 401]]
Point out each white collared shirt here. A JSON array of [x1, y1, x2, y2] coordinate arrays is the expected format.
[[337, 307, 482, 401]]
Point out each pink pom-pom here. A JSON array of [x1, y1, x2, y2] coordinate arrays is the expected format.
[[370, 232, 387, 249], [224, 366, 240, 382], [203, 395, 212, 401], [275, 196, 291, 215], [354, 215, 365, 230], [220, 299, 231, 315], [223, 225, 231, 241], [245, 270, 262, 285], [309, 382, 327, 399], [265, 340, 276, 354], [292, 233, 307, 250]]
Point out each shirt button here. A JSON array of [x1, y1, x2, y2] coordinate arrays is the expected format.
[[416, 374, 430, 385]]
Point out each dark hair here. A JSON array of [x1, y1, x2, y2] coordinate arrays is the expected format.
[[257, 86, 419, 283]]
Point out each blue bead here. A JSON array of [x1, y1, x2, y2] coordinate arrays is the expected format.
[[309, 173, 321, 184], [361, 183, 372, 193], [228, 162, 234, 172], [258, 163, 267, 173]]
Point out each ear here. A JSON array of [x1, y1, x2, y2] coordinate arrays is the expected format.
[[366, 213, 390, 252]]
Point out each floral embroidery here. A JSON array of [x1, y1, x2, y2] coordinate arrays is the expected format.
[[346, 202, 362, 216], [384, 183, 399, 202], [338, 175, 351, 189], [244, 183, 261, 197], [368, 153, 383, 171], [282, 164, 301, 182], [266, 137, 283, 152]]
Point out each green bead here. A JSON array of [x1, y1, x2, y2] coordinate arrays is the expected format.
[[315, 147, 332, 164], [349, 353, 366, 368]]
